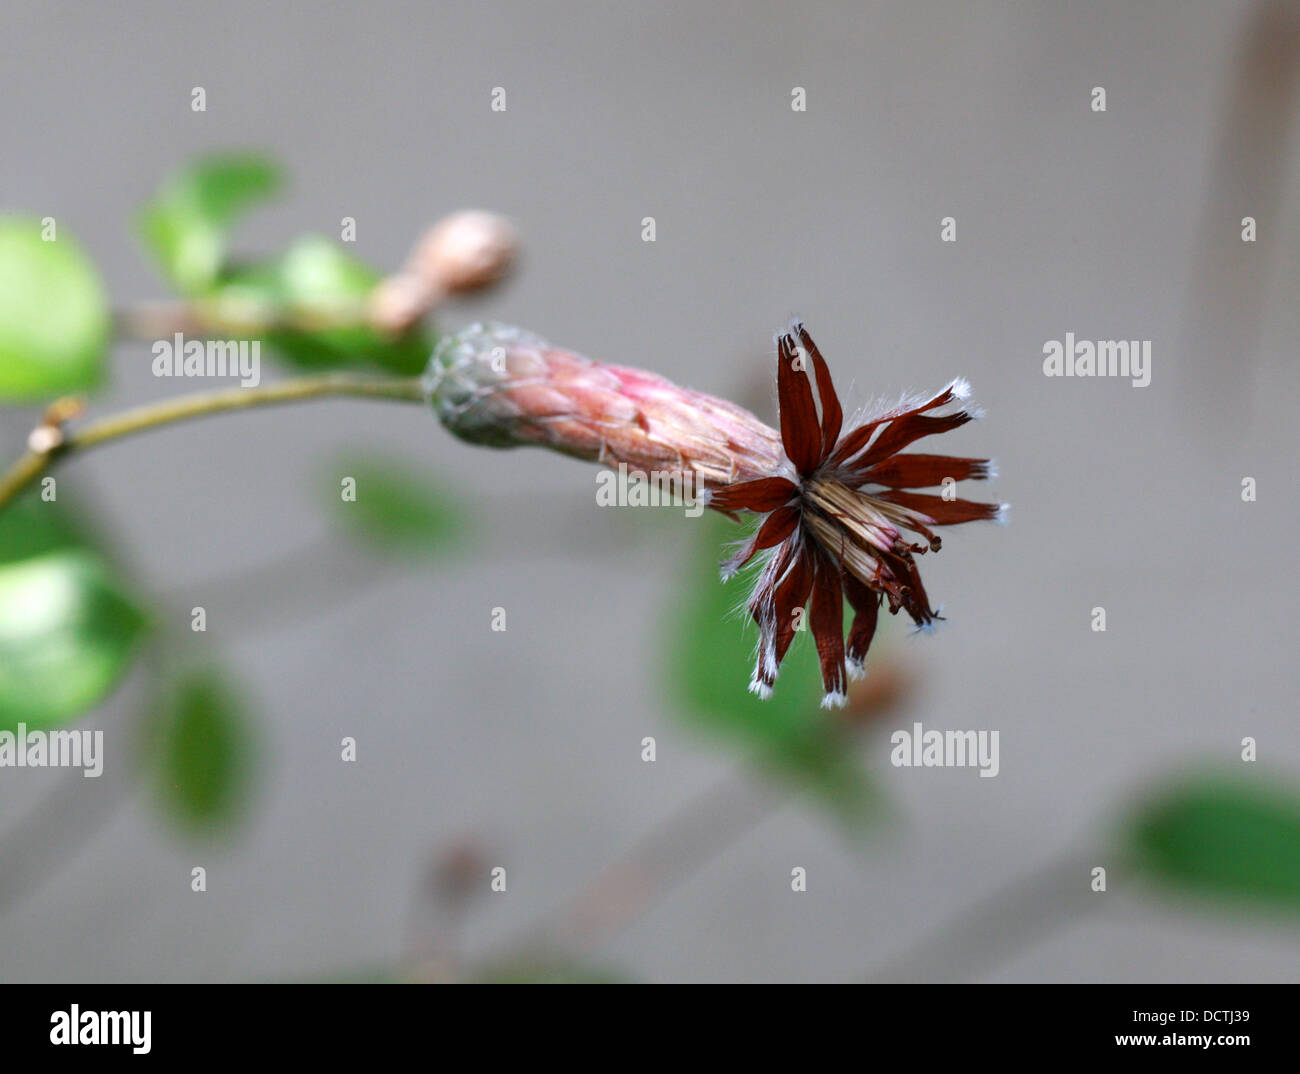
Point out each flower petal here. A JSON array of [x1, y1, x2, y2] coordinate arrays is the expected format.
[[777, 332, 824, 475], [720, 503, 800, 578], [855, 453, 992, 489], [876, 490, 1005, 525], [707, 475, 797, 514], [769, 546, 815, 671], [750, 541, 814, 695], [842, 410, 975, 474], [793, 320, 843, 456], [808, 551, 847, 705], [842, 573, 880, 673], [828, 379, 971, 470]]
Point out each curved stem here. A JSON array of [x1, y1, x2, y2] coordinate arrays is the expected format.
[[863, 844, 1122, 982], [0, 372, 428, 513]]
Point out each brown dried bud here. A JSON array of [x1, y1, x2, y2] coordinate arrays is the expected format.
[[426, 323, 783, 490], [411, 210, 517, 295], [368, 272, 435, 336], [370, 212, 518, 335], [27, 396, 88, 454]]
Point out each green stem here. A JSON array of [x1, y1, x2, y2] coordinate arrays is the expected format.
[[0, 372, 427, 513]]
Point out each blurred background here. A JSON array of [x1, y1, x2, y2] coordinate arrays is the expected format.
[[1, 0, 1298, 982]]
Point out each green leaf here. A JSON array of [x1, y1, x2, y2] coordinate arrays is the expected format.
[[1127, 773, 1300, 911], [138, 155, 430, 372], [150, 670, 254, 831], [257, 236, 430, 375], [0, 488, 93, 566], [209, 238, 432, 375], [324, 453, 468, 556], [0, 218, 109, 400], [138, 153, 282, 295], [663, 514, 872, 819], [0, 550, 148, 731], [0, 490, 150, 731]]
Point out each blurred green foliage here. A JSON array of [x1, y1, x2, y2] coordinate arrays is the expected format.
[[148, 670, 255, 833], [665, 513, 873, 822], [0, 218, 109, 400], [323, 451, 469, 557], [0, 551, 147, 732], [221, 237, 429, 374], [0, 153, 470, 846], [139, 153, 283, 296], [1128, 772, 1300, 912], [0, 492, 147, 731], [0, 485, 93, 563], [138, 153, 433, 375]]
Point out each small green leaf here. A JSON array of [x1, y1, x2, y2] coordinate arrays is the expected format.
[[257, 236, 431, 375], [0, 218, 109, 400], [0, 488, 93, 566], [150, 670, 254, 831], [663, 514, 872, 819], [325, 453, 468, 556], [138, 153, 282, 295], [0, 490, 149, 731], [1128, 773, 1300, 911], [0, 550, 148, 731], [209, 239, 432, 375]]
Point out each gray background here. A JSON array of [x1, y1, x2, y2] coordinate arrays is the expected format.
[[1, 0, 1297, 981]]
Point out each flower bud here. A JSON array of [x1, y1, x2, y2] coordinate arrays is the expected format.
[[426, 323, 783, 489], [368, 271, 435, 335], [411, 210, 517, 295]]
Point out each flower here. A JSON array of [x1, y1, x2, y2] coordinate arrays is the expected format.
[[707, 320, 1004, 709], [425, 321, 1003, 708]]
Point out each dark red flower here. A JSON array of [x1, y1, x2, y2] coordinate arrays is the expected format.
[[708, 320, 1005, 708]]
